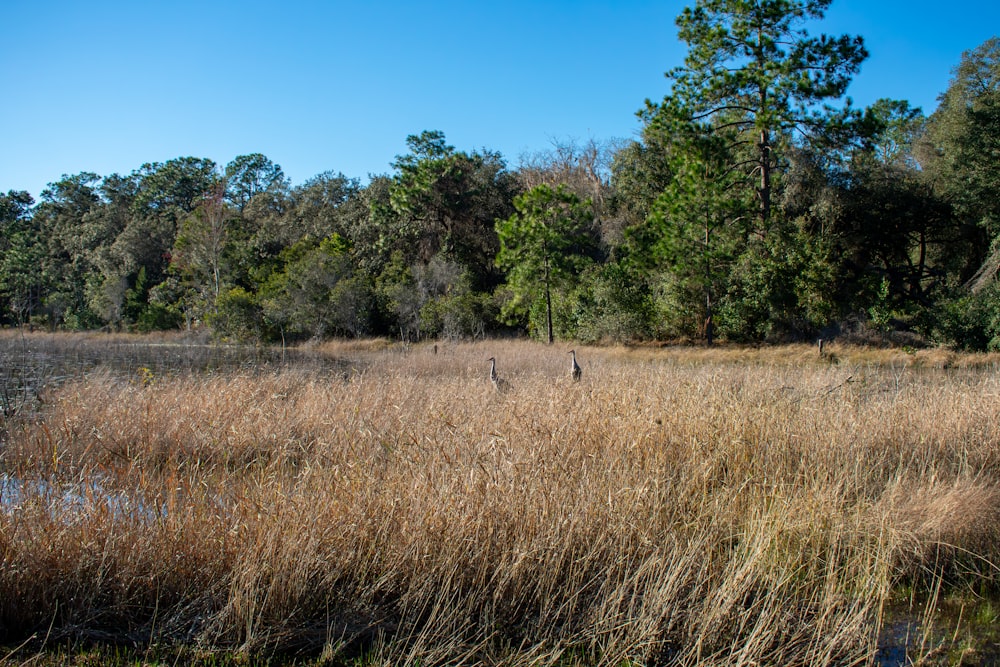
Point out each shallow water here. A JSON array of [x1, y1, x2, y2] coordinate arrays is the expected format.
[[877, 601, 1000, 666], [0, 472, 161, 526], [0, 333, 356, 422]]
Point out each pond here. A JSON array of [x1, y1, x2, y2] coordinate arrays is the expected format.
[[0, 332, 357, 422]]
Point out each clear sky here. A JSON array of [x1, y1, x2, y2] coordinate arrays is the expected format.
[[2, 1, 998, 201]]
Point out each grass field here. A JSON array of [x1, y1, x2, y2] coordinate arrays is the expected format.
[[2, 332, 1000, 665]]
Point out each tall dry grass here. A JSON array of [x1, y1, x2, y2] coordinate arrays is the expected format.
[[2, 337, 1000, 665]]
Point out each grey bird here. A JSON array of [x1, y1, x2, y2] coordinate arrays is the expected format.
[[488, 357, 511, 392], [569, 349, 582, 382]]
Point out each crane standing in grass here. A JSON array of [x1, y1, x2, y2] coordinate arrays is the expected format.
[[569, 349, 582, 382], [488, 357, 511, 392]]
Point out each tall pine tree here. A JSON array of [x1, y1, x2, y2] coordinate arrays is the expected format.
[[649, 0, 867, 232]]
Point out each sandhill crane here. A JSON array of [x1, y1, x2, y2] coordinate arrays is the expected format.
[[569, 349, 582, 382], [487, 357, 511, 392]]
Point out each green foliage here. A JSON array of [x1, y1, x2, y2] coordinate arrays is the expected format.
[[374, 252, 497, 341], [784, 219, 840, 328], [573, 262, 655, 343], [131, 157, 220, 217], [116, 158, 221, 307], [716, 242, 782, 341], [170, 186, 234, 322], [1, 26, 996, 350], [327, 274, 376, 338], [920, 39, 1000, 221], [375, 251, 420, 339], [388, 130, 516, 290], [348, 175, 395, 275], [208, 287, 265, 342], [711, 227, 842, 342], [663, 0, 868, 230], [866, 276, 893, 334], [31, 174, 109, 328], [525, 287, 577, 342], [931, 285, 1000, 352], [258, 234, 373, 340], [624, 0, 869, 343], [147, 276, 195, 330], [418, 282, 496, 340], [0, 190, 42, 326], [271, 171, 361, 249], [224, 153, 288, 212], [610, 138, 676, 231], [135, 301, 184, 333], [123, 266, 151, 325], [919, 38, 1000, 287], [859, 98, 926, 168], [495, 184, 598, 342], [777, 133, 960, 337], [629, 108, 750, 342]]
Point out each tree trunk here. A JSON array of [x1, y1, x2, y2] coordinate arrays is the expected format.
[[759, 126, 771, 230], [755, 28, 771, 232], [544, 256, 554, 344], [704, 224, 714, 346]]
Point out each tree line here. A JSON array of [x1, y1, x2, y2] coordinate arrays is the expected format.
[[2, 1, 999, 349]]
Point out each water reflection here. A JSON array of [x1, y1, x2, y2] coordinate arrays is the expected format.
[[0, 334, 357, 422], [0, 472, 157, 522], [877, 601, 1000, 666]]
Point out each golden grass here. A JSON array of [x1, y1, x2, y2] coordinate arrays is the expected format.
[[2, 336, 1000, 665]]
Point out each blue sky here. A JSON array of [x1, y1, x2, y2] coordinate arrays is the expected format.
[[2, 1, 998, 201]]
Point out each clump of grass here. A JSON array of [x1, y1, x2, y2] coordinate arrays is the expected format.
[[2, 338, 1000, 664]]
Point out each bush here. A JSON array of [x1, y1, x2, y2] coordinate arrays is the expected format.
[[135, 302, 184, 333], [932, 286, 1000, 351], [419, 290, 495, 340], [574, 263, 654, 343], [209, 287, 265, 342]]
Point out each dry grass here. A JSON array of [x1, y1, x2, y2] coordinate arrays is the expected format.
[[2, 335, 1000, 665]]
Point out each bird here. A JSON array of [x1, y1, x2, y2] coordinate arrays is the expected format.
[[569, 349, 582, 382], [487, 357, 511, 392]]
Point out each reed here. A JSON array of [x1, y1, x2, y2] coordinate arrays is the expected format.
[[2, 335, 999, 665]]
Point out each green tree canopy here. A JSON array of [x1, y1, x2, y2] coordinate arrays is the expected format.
[[32, 173, 107, 327], [259, 234, 373, 340], [496, 184, 598, 343], [919, 37, 1000, 289], [628, 111, 751, 343], [0, 191, 41, 326], [171, 184, 233, 319], [388, 130, 518, 290], [225, 153, 288, 212], [652, 0, 868, 230]]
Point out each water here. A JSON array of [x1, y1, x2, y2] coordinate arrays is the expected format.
[[0, 333, 356, 422], [877, 601, 1000, 665], [0, 472, 159, 524]]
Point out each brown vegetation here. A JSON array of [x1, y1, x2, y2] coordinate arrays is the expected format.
[[2, 334, 1000, 665]]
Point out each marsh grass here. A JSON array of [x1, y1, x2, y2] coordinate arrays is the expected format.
[[2, 333, 1000, 665]]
